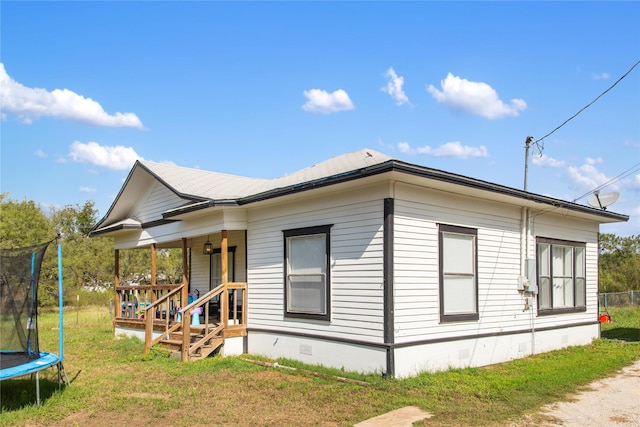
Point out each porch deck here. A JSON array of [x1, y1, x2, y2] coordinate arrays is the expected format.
[[113, 281, 247, 361]]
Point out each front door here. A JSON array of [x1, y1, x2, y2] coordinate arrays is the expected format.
[[209, 247, 236, 322]]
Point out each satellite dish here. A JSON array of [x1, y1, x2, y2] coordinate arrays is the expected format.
[[587, 191, 620, 210]]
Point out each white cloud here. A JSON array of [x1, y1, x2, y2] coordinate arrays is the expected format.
[[625, 172, 640, 191], [302, 88, 354, 114], [532, 154, 566, 168], [567, 157, 616, 193], [34, 149, 47, 158], [69, 141, 142, 170], [79, 186, 96, 193], [381, 67, 410, 106], [0, 63, 143, 128], [398, 141, 489, 159], [593, 72, 610, 80], [426, 73, 527, 120]]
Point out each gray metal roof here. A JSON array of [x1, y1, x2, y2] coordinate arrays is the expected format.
[[137, 160, 271, 199], [139, 148, 393, 199], [91, 148, 628, 235]]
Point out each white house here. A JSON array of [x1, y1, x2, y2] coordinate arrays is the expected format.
[[91, 148, 628, 377]]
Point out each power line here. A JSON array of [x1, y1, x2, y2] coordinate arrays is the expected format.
[[533, 59, 640, 154], [572, 161, 640, 202]]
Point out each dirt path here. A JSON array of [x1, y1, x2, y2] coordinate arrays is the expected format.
[[355, 361, 640, 427], [513, 359, 640, 426]]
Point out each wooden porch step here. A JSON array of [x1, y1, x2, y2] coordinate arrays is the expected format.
[[158, 339, 184, 350], [187, 337, 224, 360], [169, 332, 202, 340], [159, 336, 224, 360]]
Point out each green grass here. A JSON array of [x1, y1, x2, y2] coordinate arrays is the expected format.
[[1, 306, 638, 426], [600, 306, 640, 341]]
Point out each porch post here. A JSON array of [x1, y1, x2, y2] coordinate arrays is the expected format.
[[182, 238, 189, 306], [181, 238, 189, 362], [150, 243, 157, 285], [149, 243, 157, 302], [221, 230, 229, 327], [114, 249, 120, 320]]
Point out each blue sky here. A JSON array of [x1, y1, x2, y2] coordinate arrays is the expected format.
[[1, 1, 639, 236]]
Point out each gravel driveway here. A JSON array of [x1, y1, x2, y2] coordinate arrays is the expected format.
[[513, 359, 640, 426], [356, 360, 640, 427]]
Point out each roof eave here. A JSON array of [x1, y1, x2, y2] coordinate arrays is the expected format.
[[162, 199, 239, 219], [89, 223, 142, 237], [390, 161, 629, 222], [90, 160, 209, 234], [93, 158, 628, 230], [239, 160, 628, 222]]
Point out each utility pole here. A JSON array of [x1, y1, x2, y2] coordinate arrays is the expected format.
[[523, 136, 534, 191]]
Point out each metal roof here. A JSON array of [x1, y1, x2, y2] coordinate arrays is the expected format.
[[91, 148, 628, 235], [139, 148, 393, 199]]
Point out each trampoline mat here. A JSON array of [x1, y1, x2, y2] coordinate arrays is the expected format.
[[0, 351, 58, 381], [0, 352, 40, 370]]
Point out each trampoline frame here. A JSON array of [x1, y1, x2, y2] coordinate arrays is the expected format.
[[0, 237, 70, 407]]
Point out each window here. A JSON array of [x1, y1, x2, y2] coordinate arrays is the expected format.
[[439, 224, 479, 322], [284, 225, 331, 320], [537, 238, 586, 314]]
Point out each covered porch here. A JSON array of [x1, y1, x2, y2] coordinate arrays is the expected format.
[[112, 230, 247, 361]]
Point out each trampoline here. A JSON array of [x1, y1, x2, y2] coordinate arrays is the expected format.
[[0, 237, 69, 407]]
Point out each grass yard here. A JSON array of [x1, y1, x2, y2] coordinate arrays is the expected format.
[[1, 306, 638, 426]]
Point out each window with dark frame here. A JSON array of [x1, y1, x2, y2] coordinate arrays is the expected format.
[[537, 237, 586, 314], [438, 224, 479, 322], [284, 225, 332, 320]]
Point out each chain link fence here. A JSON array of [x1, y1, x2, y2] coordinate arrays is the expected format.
[[599, 290, 640, 308]]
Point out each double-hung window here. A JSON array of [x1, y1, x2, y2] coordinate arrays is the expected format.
[[439, 224, 479, 322], [537, 237, 586, 314], [284, 225, 331, 320]]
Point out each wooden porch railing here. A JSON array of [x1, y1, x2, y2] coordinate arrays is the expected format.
[[176, 284, 224, 361], [143, 284, 186, 352], [114, 283, 183, 321], [143, 282, 247, 361]]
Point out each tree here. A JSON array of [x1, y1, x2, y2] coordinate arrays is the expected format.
[[0, 193, 55, 248], [157, 248, 184, 284], [0, 193, 59, 304], [599, 233, 640, 293], [117, 247, 184, 285], [50, 201, 113, 297]]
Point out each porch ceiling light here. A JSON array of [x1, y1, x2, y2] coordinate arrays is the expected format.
[[203, 236, 213, 255]]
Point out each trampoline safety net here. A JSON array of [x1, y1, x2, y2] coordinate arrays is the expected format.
[[0, 241, 52, 371]]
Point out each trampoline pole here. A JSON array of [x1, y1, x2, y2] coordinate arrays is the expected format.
[[58, 238, 64, 364], [36, 370, 41, 408], [28, 252, 36, 354]]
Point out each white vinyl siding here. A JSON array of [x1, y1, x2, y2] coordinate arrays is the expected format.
[[392, 182, 600, 347], [394, 183, 526, 342], [247, 185, 386, 343], [136, 182, 186, 224]]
